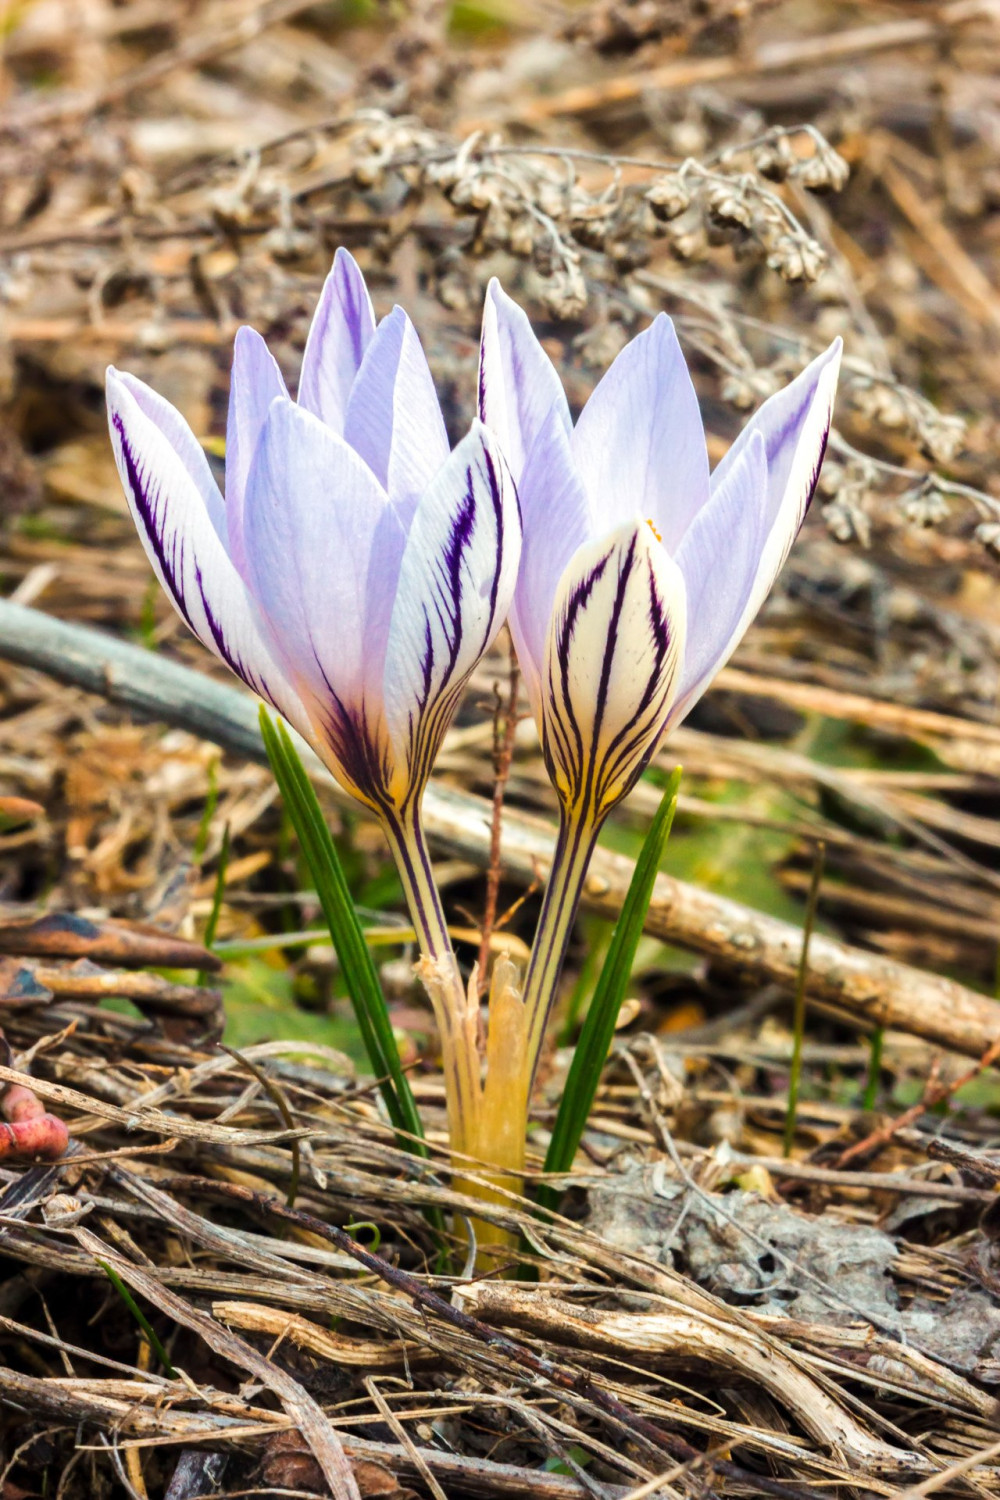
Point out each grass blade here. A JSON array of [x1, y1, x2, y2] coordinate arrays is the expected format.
[[540, 767, 682, 1210], [259, 709, 427, 1157], [783, 839, 825, 1158], [197, 821, 230, 988], [98, 1260, 177, 1378]]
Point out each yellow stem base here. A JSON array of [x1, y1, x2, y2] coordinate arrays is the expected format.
[[456, 956, 528, 1269]]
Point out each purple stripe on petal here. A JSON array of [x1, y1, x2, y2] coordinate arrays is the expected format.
[[668, 343, 841, 732], [309, 667, 395, 812], [541, 523, 686, 820], [108, 371, 315, 750], [113, 369, 227, 542], [597, 553, 678, 805], [112, 412, 196, 633], [381, 423, 521, 807], [550, 545, 614, 802], [709, 338, 841, 547]]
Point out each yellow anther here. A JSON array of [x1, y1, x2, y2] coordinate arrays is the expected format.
[[646, 517, 662, 543]]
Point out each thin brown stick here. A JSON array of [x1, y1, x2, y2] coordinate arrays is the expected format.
[[872, 138, 1000, 334], [460, 6, 983, 128], [216, 1044, 301, 1208], [73, 1226, 363, 1500], [716, 1152, 992, 1203], [476, 645, 521, 996], [836, 1034, 1000, 1168]]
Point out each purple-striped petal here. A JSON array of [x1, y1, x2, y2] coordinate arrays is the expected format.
[[541, 521, 686, 820], [111, 369, 227, 544], [670, 430, 769, 722], [570, 314, 710, 550], [225, 326, 289, 578], [382, 421, 520, 805], [478, 278, 573, 483], [298, 247, 376, 435], [343, 305, 450, 522], [106, 368, 310, 739], [507, 413, 591, 724]]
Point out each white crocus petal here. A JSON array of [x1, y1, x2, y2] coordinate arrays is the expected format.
[[506, 412, 591, 724], [478, 278, 573, 482], [225, 327, 289, 578], [677, 339, 842, 719], [542, 521, 686, 819], [570, 315, 710, 548], [297, 246, 376, 434], [711, 338, 842, 565], [111, 369, 227, 544], [242, 396, 404, 798], [670, 342, 841, 727], [382, 421, 520, 804], [671, 431, 769, 722], [106, 369, 311, 740], [343, 305, 450, 523]]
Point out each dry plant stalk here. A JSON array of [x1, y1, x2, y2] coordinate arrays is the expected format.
[[455, 1281, 921, 1475]]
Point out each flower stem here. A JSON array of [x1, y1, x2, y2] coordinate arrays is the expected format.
[[521, 805, 603, 1092], [380, 805, 481, 1157]]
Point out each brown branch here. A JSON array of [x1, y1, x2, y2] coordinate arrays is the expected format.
[[73, 1225, 363, 1500], [0, 907, 219, 971], [0, 1363, 635, 1499]]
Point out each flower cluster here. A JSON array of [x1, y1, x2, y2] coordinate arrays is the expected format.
[[107, 252, 518, 820], [108, 249, 840, 1162]]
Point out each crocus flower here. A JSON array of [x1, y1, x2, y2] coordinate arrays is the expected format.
[[107, 249, 520, 825], [107, 252, 521, 1148], [478, 280, 841, 1073]]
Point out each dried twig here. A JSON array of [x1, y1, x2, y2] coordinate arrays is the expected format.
[[836, 1034, 1000, 1168], [73, 1226, 363, 1500]]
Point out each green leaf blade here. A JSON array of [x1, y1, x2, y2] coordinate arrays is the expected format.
[[259, 709, 427, 1158]]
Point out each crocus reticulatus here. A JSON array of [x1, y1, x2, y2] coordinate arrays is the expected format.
[[479, 280, 841, 1075], [107, 251, 521, 1148]]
